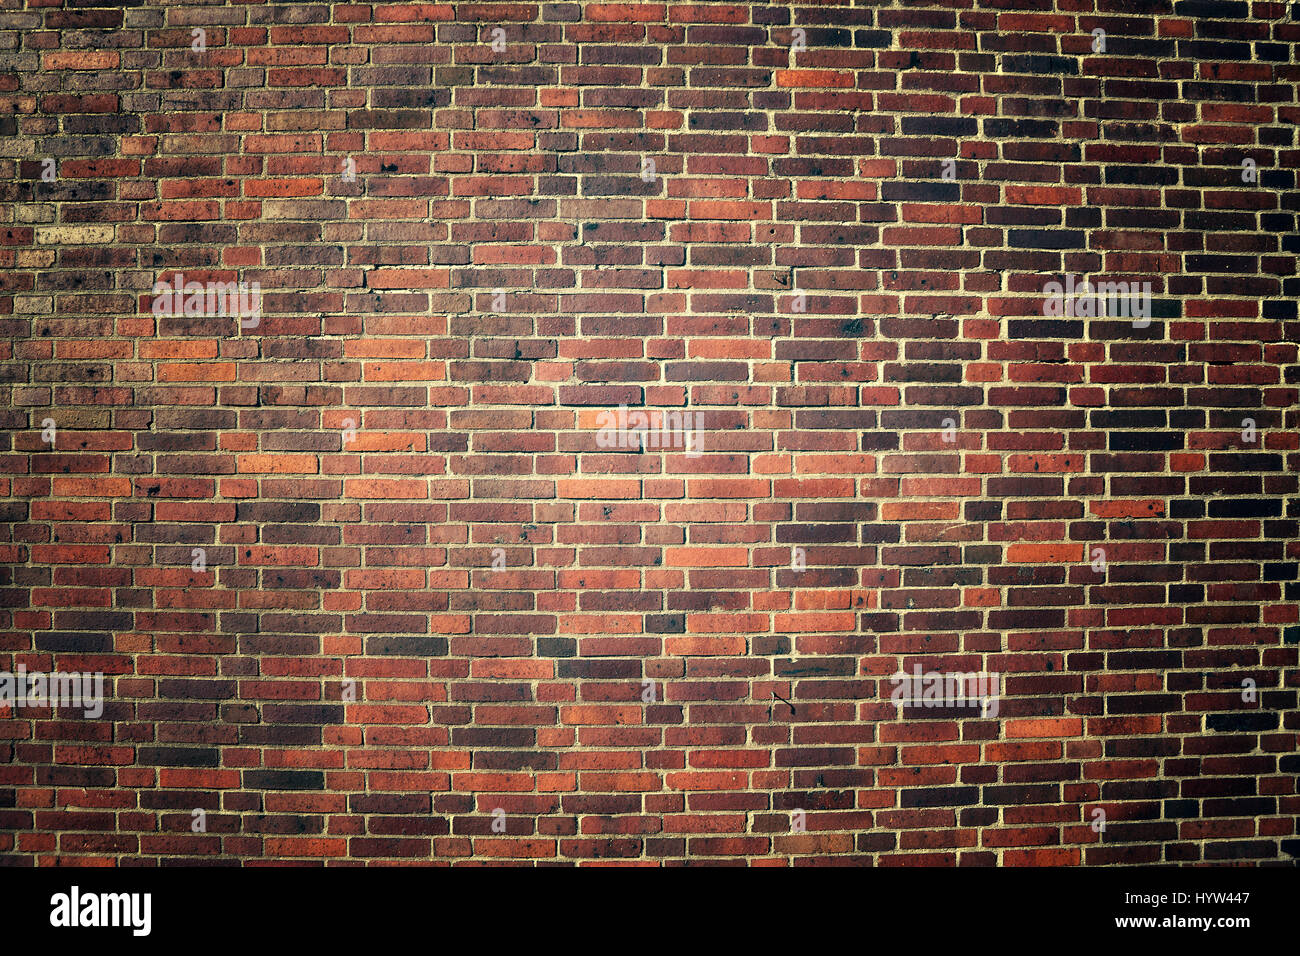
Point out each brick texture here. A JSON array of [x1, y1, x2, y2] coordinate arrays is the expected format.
[[1, 0, 1298, 865]]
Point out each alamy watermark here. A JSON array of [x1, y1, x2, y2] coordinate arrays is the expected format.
[[50, 886, 150, 936], [1042, 275, 1151, 327], [151, 273, 261, 328], [1, 666, 104, 718], [595, 405, 703, 458], [889, 666, 1001, 718]]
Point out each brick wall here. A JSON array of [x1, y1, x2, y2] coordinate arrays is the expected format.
[[2, 0, 1298, 865]]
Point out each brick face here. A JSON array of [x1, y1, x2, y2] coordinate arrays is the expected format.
[[0, 0, 1297, 866]]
